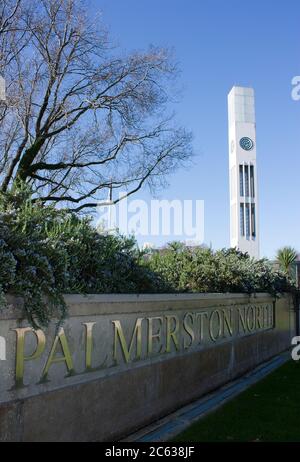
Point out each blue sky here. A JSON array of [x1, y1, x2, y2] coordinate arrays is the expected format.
[[91, 0, 300, 258]]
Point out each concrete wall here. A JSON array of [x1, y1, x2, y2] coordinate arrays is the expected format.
[[0, 293, 295, 441]]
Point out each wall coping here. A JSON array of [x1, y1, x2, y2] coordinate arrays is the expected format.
[[1, 292, 278, 320], [63, 292, 274, 303]]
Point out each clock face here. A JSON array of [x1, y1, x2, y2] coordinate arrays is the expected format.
[[240, 137, 254, 151]]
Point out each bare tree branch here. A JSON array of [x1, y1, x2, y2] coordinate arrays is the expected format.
[[0, 0, 193, 211]]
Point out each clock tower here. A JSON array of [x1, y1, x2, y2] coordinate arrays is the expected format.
[[228, 86, 260, 258]]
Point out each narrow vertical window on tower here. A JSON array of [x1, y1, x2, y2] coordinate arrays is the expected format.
[[250, 165, 255, 198], [245, 204, 250, 237], [245, 165, 249, 197], [239, 165, 244, 196], [240, 203, 245, 236], [251, 204, 256, 237]]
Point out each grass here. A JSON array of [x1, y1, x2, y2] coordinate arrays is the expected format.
[[172, 360, 300, 442]]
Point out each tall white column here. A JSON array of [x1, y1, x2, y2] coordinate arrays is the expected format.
[[0, 76, 5, 102], [228, 86, 260, 259]]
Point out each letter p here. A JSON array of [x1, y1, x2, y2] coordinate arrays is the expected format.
[[13, 328, 46, 387]]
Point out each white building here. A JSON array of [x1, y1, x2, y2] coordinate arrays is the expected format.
[[228, 86, 260, 258], [0, 76, 5, 102]]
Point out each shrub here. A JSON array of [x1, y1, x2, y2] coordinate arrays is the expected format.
[[147, 243, 294, 296], [0, 188, 168, 328], [0, 189, 295, 329]]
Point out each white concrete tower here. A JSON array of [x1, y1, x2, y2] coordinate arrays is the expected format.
[[228, 86, 259, 258], [0, 76, 5, 102]]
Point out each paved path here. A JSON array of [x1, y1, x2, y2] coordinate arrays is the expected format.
[[122, 351, 290, 442]]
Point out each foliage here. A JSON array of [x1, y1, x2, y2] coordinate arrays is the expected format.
[[147, 242, 294, 296], [0, 190, 295, 329], [0, 187, 169, 328], [276, 246, 298, 275]]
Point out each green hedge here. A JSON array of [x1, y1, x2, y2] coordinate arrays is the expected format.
[[146, 242, 293, 295]]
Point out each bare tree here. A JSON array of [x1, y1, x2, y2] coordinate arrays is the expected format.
[[0, 0, 193, 212], [0, 0, 21, 35], [0, 0, 27, 69]]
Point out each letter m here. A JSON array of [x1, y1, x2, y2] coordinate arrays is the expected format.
[[113, 318, 143, 363]]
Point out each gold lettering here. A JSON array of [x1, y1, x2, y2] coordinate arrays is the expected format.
[[209, 310, 222, 342], [196, 311, 208, 343], [255, 306, 263, 329], [41, 328, 74, 380], [112, 318, 143, 363], [223, 309, 233, 336], [147, 317, 164, 356], [238, 307, 247, 333], [165, 315, 180, 353], [246, 306, 255, 331], [83, 322, 96, 371], [183, 313, 195, 349], [13, 327, 46, 387]]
